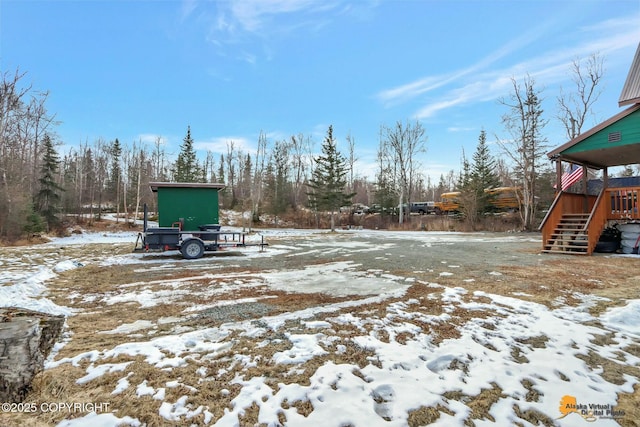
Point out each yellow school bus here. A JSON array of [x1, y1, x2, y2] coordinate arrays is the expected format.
[[484, 187, 522, 211], [434, 192, 461, 214], [434, 187, 522, 214]]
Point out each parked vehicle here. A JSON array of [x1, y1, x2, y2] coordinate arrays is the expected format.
[[353, 204, 370, 215], [434, 188, 522, 215], [434, 192, 461, 215], [484, 187, 522, 211], [410, 201, 436, 215], [341, 204, 370, 214], [369, 204, 383, 213]]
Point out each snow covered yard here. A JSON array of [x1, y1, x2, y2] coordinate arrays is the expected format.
[[1, 229, 639, 427]]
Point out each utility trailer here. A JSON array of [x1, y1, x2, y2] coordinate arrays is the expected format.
[[133, 182, 266, 259], [133, 221, 267, 259]]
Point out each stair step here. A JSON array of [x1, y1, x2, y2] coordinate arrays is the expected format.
[[541, 249, 588, 255], [544, 243, 588, 249], [542, 212, 594, 255], [550, 232, 587, 236]]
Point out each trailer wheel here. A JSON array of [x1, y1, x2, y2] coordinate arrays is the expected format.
[[181, 239, 205, 259]]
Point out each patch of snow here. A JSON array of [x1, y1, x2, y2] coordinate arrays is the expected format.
[[6, 227, 638, 426], [77, 362, 132, 385], [272, 333, 329, 364], [56, 412, 141, 427], [112, 374, 132, 395], [48, 231, 139, 246], [100, 320, 155, 335], [601, 300, 640, 336], [0, 265, 73, 316], [136, 380, 156, 397]]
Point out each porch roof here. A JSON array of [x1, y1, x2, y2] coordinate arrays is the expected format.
[[547, 104, 640, 169]]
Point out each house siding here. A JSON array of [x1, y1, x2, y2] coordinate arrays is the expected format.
[[561, 109, 640, 155]]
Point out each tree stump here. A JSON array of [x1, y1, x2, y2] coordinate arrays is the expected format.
[[0, 307, 65, 403]]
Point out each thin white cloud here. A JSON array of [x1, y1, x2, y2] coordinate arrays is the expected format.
[[229, 0, 326, 32], [198, 0, 379, 60], [376, 75, 452, 106], [447, 126, 476, 133], [406, 14, 640, 121], [195, 136, 255, 154], [179, 0, 198, 23], [376, 13, 555, 107], [137, 133, 165, 145]]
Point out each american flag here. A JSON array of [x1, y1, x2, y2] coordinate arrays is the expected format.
[[561, 164, 583, 190]]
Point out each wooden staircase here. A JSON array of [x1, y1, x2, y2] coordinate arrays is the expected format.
[[542, 213, 590, 255]]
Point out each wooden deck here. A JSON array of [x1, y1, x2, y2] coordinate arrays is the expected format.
[[541, 187, 639, 255]]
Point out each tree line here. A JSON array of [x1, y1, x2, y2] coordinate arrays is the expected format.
[[0, 54, 613, 239]]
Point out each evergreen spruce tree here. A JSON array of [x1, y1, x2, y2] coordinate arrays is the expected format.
[[263, 144, 290, 218], [436, 174, 448, 197], [272, 141, 291, 216], [263, 162, 277, 214], [108, 138, 122, 214], [457, 151, 477, 224], [373, 172, 396, 216], [471, 130, 501, 213], [458, 130, 501, 228], [36, 134, 64, 230], [174, 126, 200, 182], [24, 202, 46, 236], [307, 126, 355, 231]]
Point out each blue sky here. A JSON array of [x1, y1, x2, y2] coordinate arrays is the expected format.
[[2, 0, 639, 182]]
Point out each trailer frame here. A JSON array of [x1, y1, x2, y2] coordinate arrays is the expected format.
[[133, 205, 267, 259]]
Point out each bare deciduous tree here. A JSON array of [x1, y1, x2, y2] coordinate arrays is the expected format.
[[0, 69, 58, 238], [290, 133, 312, 209], [250, 131, 268, 224], [346, 132, 357, 194], [379, 120, 427, 224], [557, 53, 605, 140], [497, 75, 548, 230]]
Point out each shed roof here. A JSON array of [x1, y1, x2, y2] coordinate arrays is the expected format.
[[619, 42, 640, 107], [149, 182, 225, 192]]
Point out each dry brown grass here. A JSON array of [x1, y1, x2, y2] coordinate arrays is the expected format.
[[616, 383, 640, 427], [415, 255, 640, 314], [6, 237, 639, 426], [576, 350, 640, 386], [442, 382, 507, 425], [281, 398, 314, 417], [512, 403, 557, 427], [407, 404, 455, 426]]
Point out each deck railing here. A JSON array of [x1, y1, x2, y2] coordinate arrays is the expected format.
[[606, 187, 640, 220], [540, 186, 640, 254]]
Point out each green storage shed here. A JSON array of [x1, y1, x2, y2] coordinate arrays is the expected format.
[[149, 182, 225, 231]]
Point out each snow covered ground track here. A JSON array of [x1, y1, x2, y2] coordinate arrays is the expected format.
[[0, 228, 639, 426]]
